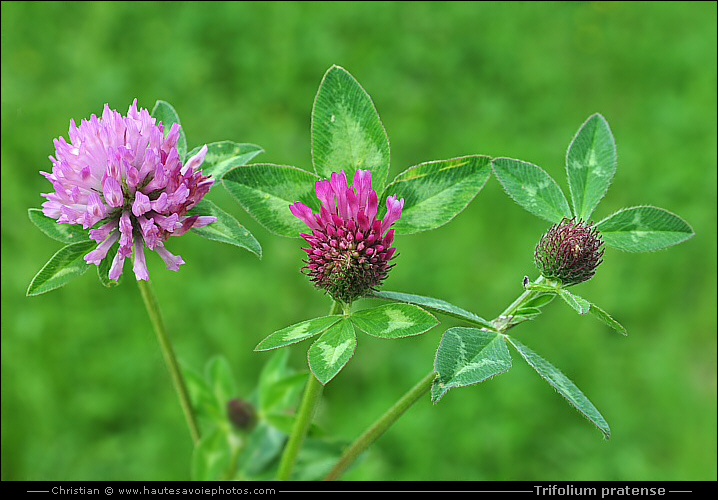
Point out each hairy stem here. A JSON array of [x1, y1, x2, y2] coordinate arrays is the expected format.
[[137, 279, 200, 445], [276, 299, 343, 481], [324, 277, 546, 480]]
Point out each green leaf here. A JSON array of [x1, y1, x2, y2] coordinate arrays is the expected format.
[[588, 301, 627, 336], [257, 349, 292, 412], [183, 364, 223, 425], [596, 205, 694, 252], [507, 336, 610, 439], [558, 288, 590, 315], [256, 344, 309, 415], [566, 113, 617, 220], [260, 372, 309, 416], [28, 208, 88, 244], [235, 422, 285, 477], [307, 319, 356, 385], [370, 290, 495, 330], [151, 100, 187, 162], [205, 356, 237, 406], [523, 292, 556, 309], [513, 306, 543, 319], [27, 240, 96, 296], [292, 437, 350, 481], [492, 157, 572, 223], [187, 141, 264, 181], [191, 427, 232, 481], [432, 327, 512, 403], [186, 198, 262, 257], [311, 65, 390, 193], [255, 315, 343, 351], [222, 163, 320, 237], [349, 303, 438, 339], [97, 242, 122, 288], [381, 155, 492, 234]]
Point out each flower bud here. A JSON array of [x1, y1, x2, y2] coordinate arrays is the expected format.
[[534, 217, 604, 286], [226, 398, 257, 431]]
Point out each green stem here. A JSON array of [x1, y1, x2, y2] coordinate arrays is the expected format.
[[323, 371, 436, 481], [323, 277, 547, 480], [275, 300, 343, 481], [500, 275, 546, 320], [137, 279, 200, 445]]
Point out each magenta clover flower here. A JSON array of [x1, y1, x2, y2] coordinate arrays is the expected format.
[[290, 169, 404, 304], [40, 99, 217, 281]]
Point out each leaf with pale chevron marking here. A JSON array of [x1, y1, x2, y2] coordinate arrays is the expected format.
[[307, 319, 357, 384], [565, 113, 616, 221], [255, 315, 343, 351], [312, 65, 390, 194], [432, 327, 512, 403], [596, 205, 694, 252], [381, 155, 492, 234], [350, 303, 438, 338], [370, 290, 495, 330], [492, 157, 572, 223], [222, 163, 320, 237]]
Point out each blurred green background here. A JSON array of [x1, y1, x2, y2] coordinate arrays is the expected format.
[[2, 1, 715, 482]]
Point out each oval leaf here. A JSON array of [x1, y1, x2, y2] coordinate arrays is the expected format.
[[492, 157, 572, 223], [370, 290, 495, 330], [349, 303, 438, 339], [566, 113, 617, 221], [255, 315, 343, 351], [28, 208, 88, 244], [182, 364, 222, 424], [205, 355, 237, 406], [507, 336, 610, 439], [187, 141, 264, 181], [307, 319, 356, 385], [381, 155, 492, 234], [187, 198, 261, 257], [311, 65, 390, 194], [222, 163, 320, 237], [191, 427, 232, 481], [260, 372, 309, 416], [596, 205, 694, 252], [27, 240, 96, 296], [151, 100, 187, 162], [432, 327, 512, 403], [235, 423, 286, 477]]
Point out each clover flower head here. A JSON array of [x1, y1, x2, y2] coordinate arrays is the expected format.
[[534, 217, 605, 286], [289, 169, 404, 304], [40, 99, 216, 281]]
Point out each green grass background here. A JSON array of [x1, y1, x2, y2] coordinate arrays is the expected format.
[[2, 1, 715, 481]]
